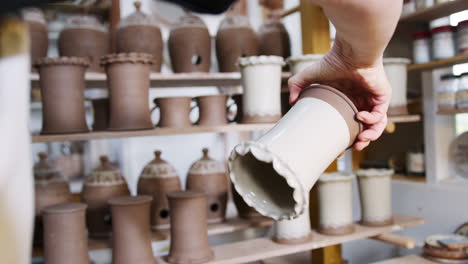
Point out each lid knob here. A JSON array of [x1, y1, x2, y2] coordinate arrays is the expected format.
[[154, 150, 162, 160], [202, 148, 209, 157], [38, 152, 48, 160], [99, 155, 109, 165], [134, 1, 142, 11]]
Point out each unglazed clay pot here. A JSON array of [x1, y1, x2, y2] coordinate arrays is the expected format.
[[287, 54, 323, 75], [81, 156, 130, 239], [196, 94, 235, 126], [42, 203, 90, 264], [152, 97, 195, 128], [109, 196, 156, 264], [187, 148, 229, 223], [102, 53, 154, 131], [168, 14, 211, 73], [356, 169, 394, 226], [229, 85, 362, 220], [91, 98, 109, 131], [35, 57, 89, 134], [238, 56, 284, 123], [167, 191, 214, 264], [318, 172, 355, 235], [384, 58, 411, 116], [232, 185, 262, 219], [138, 151, 182, 230], [58, 15, 109, 72], [21, 8, 48, 72], [116, 1, 163, 72], [216, 15, 258, 72], [273, 193, 312, 244], [258, 20, 291, 59]]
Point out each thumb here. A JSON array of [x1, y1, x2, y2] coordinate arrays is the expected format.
[[287, 61, 324, 104]]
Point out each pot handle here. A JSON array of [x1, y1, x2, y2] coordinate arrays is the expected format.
[[227, 96, 238, 123], [190, 98, 199, 125], [151, 98, 160, 126]]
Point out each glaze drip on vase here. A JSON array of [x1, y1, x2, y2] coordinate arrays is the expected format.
[[21, 8, 48, 72]]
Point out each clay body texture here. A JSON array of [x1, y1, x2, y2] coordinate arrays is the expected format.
[[258, 20, 291, 59], [196, 95, 231, 126], [22, 8, 48, 72], [384, 58, 411, 115], [153, 97, 193, 128]]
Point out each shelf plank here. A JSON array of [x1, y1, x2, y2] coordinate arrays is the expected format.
[[408, 54, 468, 72], [393, 174, 426, 183], [437, 108, 468, 115], [400, 0, 468, 22], [371, 255, 439, 264], [388, 114, 421, 123]]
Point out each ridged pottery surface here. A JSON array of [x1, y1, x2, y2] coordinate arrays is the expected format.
[[21, 8, 48, 72], [258, 20, 291, 59], [152, 97, 194, 128]]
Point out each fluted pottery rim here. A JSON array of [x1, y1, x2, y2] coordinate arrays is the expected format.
[[355, 168, 394, 178], [34, 56, 90, 67], [318, 172, 355, 184], [101, 52, 154, 65], [237, 55, 285, 67], [21, 7, 46, 24], [286, 54, 324, 63], [228, 141, 306, 220]]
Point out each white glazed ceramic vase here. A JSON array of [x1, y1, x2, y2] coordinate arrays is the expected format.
[[318, 172, 355, 235], [229, 85, 362, 220], [286, 54, 323, 75], [237, 56, 284, 123], [356, 169, 394, 226], [383, 58, 411, 116], [273, 193, 312, 244]]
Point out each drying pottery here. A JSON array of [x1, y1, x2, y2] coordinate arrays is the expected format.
[[356, 169, 394, 226], [81, 156, 129, 239], [152, 97, 194, 128], [232, 185, 262, 219], [116, 1, 163, 72], [58, 15, 109, 72], [238, 56, 284, 123], [138, 150, 182, 230], [318, 172, 355, 235], [109, 196, 156, 264], [216, 14, 258, 72], [229, 85, 362, 220], [91, 98, 109, 131], [187, 148, 229, 223], [167, 191, 214, 264], [196, 94, 234, 126], [21, 8, 48, 72], [273, 193, 312, 244], [35, 57, 89, 134], [42, 203, 90, 264], [258, 20, 291, 59], [286, 54, 323, 75], [102, 53, 154, 131], [384, 58, 411, 116]]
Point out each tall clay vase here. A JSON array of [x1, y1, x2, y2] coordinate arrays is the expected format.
[[152, 97, 194, 128], [258, 20, 291, 59], [356, 169, 394, 226], [273, 193, 312, 244], [42, 203, 90, 264], [196, 95, 233, 126], [21, 8, 48, 72], [102, 53, 154, 131], [318, 172, 355, 235], [35, 57, 89, 134], [232, 185, 262, 219], [229, 85, 362, 220], [138, 151, 182, 230], [91, 98, 109, 131], [384, 58, 411, 116], [167, 191, 214, 264], [109, 196, 156, 264], [286, 54, 323, 75], [238, 56, 284, 123]]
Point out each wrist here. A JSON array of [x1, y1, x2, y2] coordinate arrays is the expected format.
[[331, 36, 383, 69]]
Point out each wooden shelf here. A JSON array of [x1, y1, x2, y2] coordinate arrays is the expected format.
[[371, 255, 438, 264], [388, 114, 421, 123], [437, 108, 468, 115], [393, 174, 426, 183], [408, 54, 468, 72], [400, 0, 468, 22]]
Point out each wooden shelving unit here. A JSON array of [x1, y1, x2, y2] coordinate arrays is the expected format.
[[437, 108, 468, 115], [400, 0, 468, 22], [393, 174, 426, 183], [371, 255, 437, 264], [408, 54, 468, 72], [388, 114, 421, 123]]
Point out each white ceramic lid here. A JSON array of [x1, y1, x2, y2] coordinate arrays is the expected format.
[[21, 7, 46, 24], [425, 234, 468, 248], [85, 156, 126, 186], [383, 57, 411, 65], [318, 172, 355, 183], [64, 15, 107, 32], [140, 150, 179, 178], [218, 14, 252, 30], [237, 55, 285, 67], [118, 1, 159, 28], [188, 148, 225, 175], [355, 168, 394, 178]]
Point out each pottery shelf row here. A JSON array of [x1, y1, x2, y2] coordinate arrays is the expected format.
[[407, 53, 468, 72], [399, 0, 468, 22], [393, 174, 426, 183], [437, 108, 468, 115], [371, 255, 437, 264]]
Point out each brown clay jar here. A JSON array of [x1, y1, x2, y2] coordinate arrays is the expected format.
[[152, 97, 194, 128], [196, 94, 235, 126], [187, 148, 229, 223], [81, 156, 129, 239], [102, 53, 154, 131], [42, 203, 90, 264], [116, 1, 163, 72], [258, 20, 291, 59], [109, 196, 156, 264], [35, 57, 89, 134], [168, 14, 211, 73], [138, 151, 182, 230], [167, 191, 214, 264], [232, 185, 262, 219], [91, 98, 109, 131], [21, 8, 48, 72], [58, 15, 109, 73], [216, 15, 258, 72]]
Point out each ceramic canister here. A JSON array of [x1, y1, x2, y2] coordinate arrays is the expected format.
[[102, 53, 154, 131], [286, 54, 323, 75], [187, 148, 229, 223], [383, 58, 411, 116], [137, 151, 182, 230], [238, 55, 284, 123], [229, 85, 362, 220], [168, 14, 211, 73], [91, 98, 109, 131], [356, 169, 394, 226], [317, 172, 355, 235], [216, 14, 258, 72], [196, 94, 234, 126], [116, 1, 163, 72], [273, 193, 312, 244], [81, 156, 130, 239], [152, 97, 194, 128], [21, 8, 48, 72], [258, 19, 291, 59], [35, 57, 89, 135]]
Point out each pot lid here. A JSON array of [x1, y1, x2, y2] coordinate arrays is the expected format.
[[118, 1, 159, 29], [218, 14, 252, 31], [425, 234, 468, 250], [171, 14, 208, 30], [85, 156, 126, 186], [33, 152, 66, 184], [258, 19, 288, 35], [63, 14, 107, 32], [188, 148, 225, 175], [21, 7, 46, 24], [140, 151, 179, 178]]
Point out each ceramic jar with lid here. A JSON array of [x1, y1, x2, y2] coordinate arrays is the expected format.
[[168, 14, 211, 73], [116, 1, 163, 72], [58, 15, 109, 72], [187, 148, 229, 223], [383, 58, 411, 116], [438, 74, 459, 111], [412, 31, 431, 64], [258, 20, 291, 59], [216, 15, 258, 72], [456, 72, 468, 110], [286, 54, 323, 75], [457, 20, 468, 54], [21, 8, 48, 72], [431, 25, 456, 60], [137, 150, 182, 230], [81, 156, 130, 239]]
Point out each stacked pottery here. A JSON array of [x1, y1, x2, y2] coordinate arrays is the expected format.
[[273, 193, 312, 244], [187, 148, 229, 223], [21, 8, 48, 72], [58, 15, 109, 72], [91, 98, 110, 131], [81, 156, 130, 239], [216, 15, 258, 72], [287, 54, 323, 75], [383, 58, 411, 116], [195, 95, 234, 126], [168, 14, 211, 73], [152, 97, 195, 128], [116, 1, 163, 72], [138, 151, 182, 230], [258, 19, 291, 59]]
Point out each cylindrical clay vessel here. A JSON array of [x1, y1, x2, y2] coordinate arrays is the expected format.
[[229, 85, 362, 220], [273, 193, 312, 244], [196, 94, 231, 126], [21, 8, 48, 72], [152, 97, 193, 128], [258, 19, 291, 59], [356, 169, 394, 226], [384, 58, 411, 116], [318, 172, 355, 235], [287, 54, 323, 75]]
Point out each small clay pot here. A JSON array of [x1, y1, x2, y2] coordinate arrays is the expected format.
[[109, 196, 156, 264], [187, 148, 229, 223], [42, 203, 90, 264], [116, 1, 163, 72], [152, 97, 195, 128], [21, 8, 48, 72], [168, 14, 211, 73], [102, 53, 154, 131], [232, 185, 262, 219], [216, 15, 258, 72], [91, 98, 109, 131], [167, 191, 214, 264], [81, 156, 130, 239], [258, 20, 291, 59], [286, 54, 323, 75], [35, 57, 89, 135], [137, 151, 182, 230], [273, 193, 312, 244], [195, 95, 236, 126]]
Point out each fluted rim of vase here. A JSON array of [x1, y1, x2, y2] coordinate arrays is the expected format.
[[355, 168, 394, 178], [237, 55, 285, 68]]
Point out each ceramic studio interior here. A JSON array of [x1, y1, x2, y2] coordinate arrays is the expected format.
[[1, 0, 468, 263]]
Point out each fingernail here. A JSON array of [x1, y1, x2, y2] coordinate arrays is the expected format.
[[361, 138, 370, 142], [357, 115, 365, 122]]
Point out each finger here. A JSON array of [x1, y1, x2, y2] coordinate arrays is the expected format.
[[358, 117, 388, 141], [356, 101, 388, 125], [353, 140, 370, 151]]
